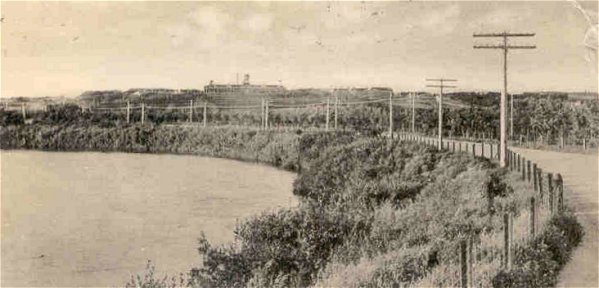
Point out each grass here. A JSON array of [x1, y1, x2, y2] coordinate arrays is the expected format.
[[0, 122, 583, 288]]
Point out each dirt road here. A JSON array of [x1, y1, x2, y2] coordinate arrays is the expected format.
[[511, 147, 598, 288]]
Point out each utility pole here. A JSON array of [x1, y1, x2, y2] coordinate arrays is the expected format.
[[389, 91, 393, 139], [334, 89, 338, 130], [411, 92, 416, 133], [203, 102, 207, 127], [261, 97, 264, 129], [126, 101, 130, 123], [325, 96, 330, 131], [265, 99, 269, 129], [474, 32, 535, 167], [141, 103, 145, 125], [189, 100, 193, 123], [426, 78, 457, 150]]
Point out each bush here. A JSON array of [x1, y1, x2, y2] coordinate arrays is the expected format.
[[126, 260, 187, 288], [491, 213, 583, 288], [2, 122, 580, 287], [0, 110, 24, 126]]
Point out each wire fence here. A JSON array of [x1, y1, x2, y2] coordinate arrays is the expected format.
[[1, 95, 578, 286], [398, 133, 566, 287]]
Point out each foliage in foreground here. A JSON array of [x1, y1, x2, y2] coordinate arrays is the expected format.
[[189, 137, 527, 287], [492, 213, 583, 288], [0, 123, 583, 287]]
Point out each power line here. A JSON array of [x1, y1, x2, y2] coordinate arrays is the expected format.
[[474, 31, 536, 168]]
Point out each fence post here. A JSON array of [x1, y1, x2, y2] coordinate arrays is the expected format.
[[538, 169, 544, 203], [529, 197, 536, 237], [21, 103, 26, 119], [521, 157, 526, 180], [472, 143, 476, 156], [126, 101, 130, 124], [557, 173, 564, 213], [452, 141, 456, 152], [460, 239, 470, 288], [510, 151, 514, 170], [189, 100, 193, 123], [459, 142, 462, 152], [583, 138, 587, 150], [503, 213, 512, 269], [468, 237, 473, 288], [203, 102, 207, 128], [517, 154, 521, 172], [481, 142, 485, 158], [548, 173, 554, 215], [527, 160, 531, 182], [141, 103, 145, 125], [533, 163, 538, 191]]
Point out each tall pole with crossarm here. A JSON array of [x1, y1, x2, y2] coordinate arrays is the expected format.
[[426, 78, 457, 150], [473, 32, 535, 168]]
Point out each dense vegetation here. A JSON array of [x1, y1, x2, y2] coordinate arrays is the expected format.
[[0, 113, 584, 287], [3, 93, 598, 148], [492, 214, 583, 288]]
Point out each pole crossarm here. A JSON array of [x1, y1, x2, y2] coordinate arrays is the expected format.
[[426, 78, 457, 82], [474, 45, 536, 49], [426, 85, 457, 88], [473, 31, 536, 168], [473, 33, 535, 37]]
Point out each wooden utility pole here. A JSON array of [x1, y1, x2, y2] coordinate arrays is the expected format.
[[265, 100, 269, 129], [325, 97, 330, 131], [141, 103, 145, 125], [189, 100, 193, 123], [261, 97, 265, 129], [203, 102, 207, 127], [474, 32, 536, 167], [389, 91, 393, 139], [426, 78, 457, 150], [334, 89, 338, 130], [411, 92, 415, 133], [126, 101, 131, 123]]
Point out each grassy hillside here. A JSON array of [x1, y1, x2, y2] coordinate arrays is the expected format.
[[0, 123, 582, 288]]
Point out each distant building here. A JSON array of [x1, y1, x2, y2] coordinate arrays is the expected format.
[[204, 74, 286, 95], [369, 87, 393, 92]]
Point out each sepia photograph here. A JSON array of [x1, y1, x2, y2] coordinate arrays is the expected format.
[[0, 1, 597, 287]]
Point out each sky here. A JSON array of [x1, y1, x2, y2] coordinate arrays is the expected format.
[[1, 1, 597, 98]]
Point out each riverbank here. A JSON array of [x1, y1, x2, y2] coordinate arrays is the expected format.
[[1, 124, 304, 170], [1, 150, 297, 287], [1, 124, 583, 287]]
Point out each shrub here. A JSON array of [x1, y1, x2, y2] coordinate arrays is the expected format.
[[126, 260, 187, 288], [491, 213, 583, 288]]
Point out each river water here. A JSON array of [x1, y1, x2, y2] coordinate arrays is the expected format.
[[1, 150, 296, 287]]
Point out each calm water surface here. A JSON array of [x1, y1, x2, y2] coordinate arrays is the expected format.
[[1, 150, 296, 287]]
